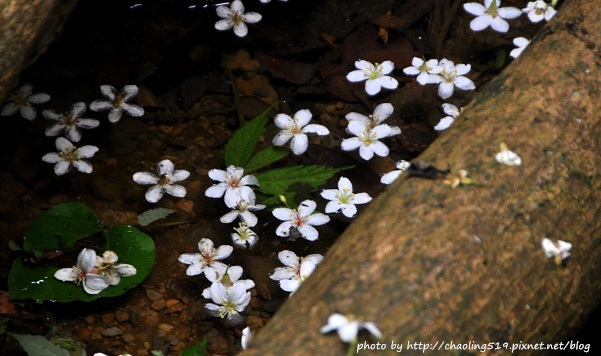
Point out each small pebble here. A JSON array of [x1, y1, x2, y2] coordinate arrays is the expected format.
[[101, 326, 124, 337]]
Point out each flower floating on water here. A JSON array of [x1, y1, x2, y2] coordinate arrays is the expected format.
[[1, 83, 50, 120], [42, 137, 98, 175], [272, 199, 330, 241], [541, 237, 572, 265], [443, 169, 475, 188], [231, 222, 259, 249], [43, 102, 100, 142], [345, 103, 401, 137], [341, 122, 392, 161], [380, 160, 411, 185], [202, 265, 255, 299], [205, 165, 259, 208], [321, 177, 372, 217], [54, 248, 109, 295], [272, 109, 330, 155], [435, 103, 463, 131], [269, 250, 323, 282], [523, 1, 556, 23], [178, 238, 233, 276], [220, 198, 265, 227], [90, 85, 144, 123], [215, 0, 262, 38], [204, 282, 251, 325], [95, 250, 136, 286], [436, 59, 475, 99], [463, 0, 522, 33], [495, 142, 522, 166], [279, 259, 316, 296], [133, 159, 190, 203], [320, 313, 382, 343], [510, 37, 530, 58], [346, 60, 398, 96], [403, 57, 443, 85]]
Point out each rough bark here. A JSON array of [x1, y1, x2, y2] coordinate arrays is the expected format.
[[245, 0, 601, 354], [0, 0, 78, 102]]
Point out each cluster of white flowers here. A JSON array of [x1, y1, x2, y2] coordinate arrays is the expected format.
[[435, 103, 463, 131], [269, 250, 323, 295], [54, 248, 136, 295], [178, 238, 252, 326], [404, 57, 476, 100], [380, 160, 411, 185], [464, 0, 556, 33], [541, 237, 572, 265]]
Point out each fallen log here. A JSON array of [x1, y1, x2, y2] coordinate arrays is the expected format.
[[0, 0, 78, 102], [244, 0, 601, 354]]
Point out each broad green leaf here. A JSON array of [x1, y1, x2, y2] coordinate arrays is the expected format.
[[244, 146, 288, 174], [8, 333, 70, 356], [225, 102, 276, 167], [255, 165, 353, 196], [9, 226, 155, 303], [23, 203, 104, 257], [181, 338, 207, 356], [137, 208, 176, 227]]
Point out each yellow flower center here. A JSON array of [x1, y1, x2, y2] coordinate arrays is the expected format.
[[59, 146, 80, 162]]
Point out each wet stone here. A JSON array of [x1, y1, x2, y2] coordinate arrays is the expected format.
[[145, 288, 163, 302], [205, 328, 228, 354], [151, 298, 166, 311], [115, 310, 130, 323], [256, 282, 272, 300], [101, 326, 124, 337], [123, 334, 135, 344], [84, 315, 95, 324], [262, 298, 286, 313], [246, 315, 264, 329], [133, 310, 159, 327], [101, 313, 115, 323]]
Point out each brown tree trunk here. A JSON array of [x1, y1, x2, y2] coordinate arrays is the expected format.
[[0, 0, 78, 102], [244, 0, 601, 354]]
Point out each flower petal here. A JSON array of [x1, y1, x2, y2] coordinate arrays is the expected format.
[[164, 184, 187, 198], [122, 103, 144, 117], [298, 224, 319, 241], [278, 250, 299, 268], [89, 100, 114, 112], [364, 79, 382, 96], [27, 93, 50, 104], [290, 134, 308, 155], [72, 160, 93, 174], [54, 161, 71, 175], [145, 185, 164, 203], [77, 145, 98, 158], [470, 15, 491, 31], [346, 70, 367, 82], [133, 172, 158, 185], [108, 108, 123, 123], [54, 268, 76, 282]]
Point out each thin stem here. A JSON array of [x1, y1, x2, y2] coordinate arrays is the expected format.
[[347, 338, 357, 356]]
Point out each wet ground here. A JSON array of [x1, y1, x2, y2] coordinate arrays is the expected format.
[[0, 0, 564, 355]]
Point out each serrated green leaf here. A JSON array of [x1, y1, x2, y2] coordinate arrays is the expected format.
[[244, 146, 288, 174], [181, 338, 207, 356], [8, 226, 155, 303], [9, 333, 70, 356], [255, 165, 353, 196], [225, 102, 277, 167], [137, 208, 176, 227], [23, 203, 104, 256]]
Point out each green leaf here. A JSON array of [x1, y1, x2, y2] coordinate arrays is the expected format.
[[244, 146, 288, 174], [137, 208, 176, 227], [23, 203, 104, 257], [225, 102, 276, 167], [8, 226, 155, 303], [255, 165, 353, 196], [9, 333, 70, 356], [181, 338, 207, 356]]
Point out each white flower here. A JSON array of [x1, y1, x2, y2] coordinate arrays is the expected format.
[[320, 177, 372, 218], [523, 1, 556, 23], [220, 198, 265, 227], [510, 37, 530, 59], [269, 250, 323, 281], [272, 109, 330, 155], [133, 159, 190, 203], [463, 0, 522, 33], [89, 85, 144, 123], [202, 265, 255, 299], [320, 313, 382, 343], [205, 165, 259, 208], [541, 238, 572, 263], [178, 238, 233, 276], [495, 142, 522, 166], [380, 160, 411, 185], [436, 59, 475, 99], [43, 102, 100, 142], [402, 57, 443, 85], [435, 103, 462, 131], [346, 60, 398, 96], [260, 0, 287, 3], [1, 83, 50, 120], [215, 0, 262, 38], [42, 137, 98, 175], [345, 103, 401, 137], [95, 250, 137, 286], [272, 200, 330, 241], [231, 222, 259, 249], [241, 327, 251, 350], [204, 282, 251, 325], [341, 121, 392, 161], [279, 259, 316, 296], [54, 248, 109, 295]]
